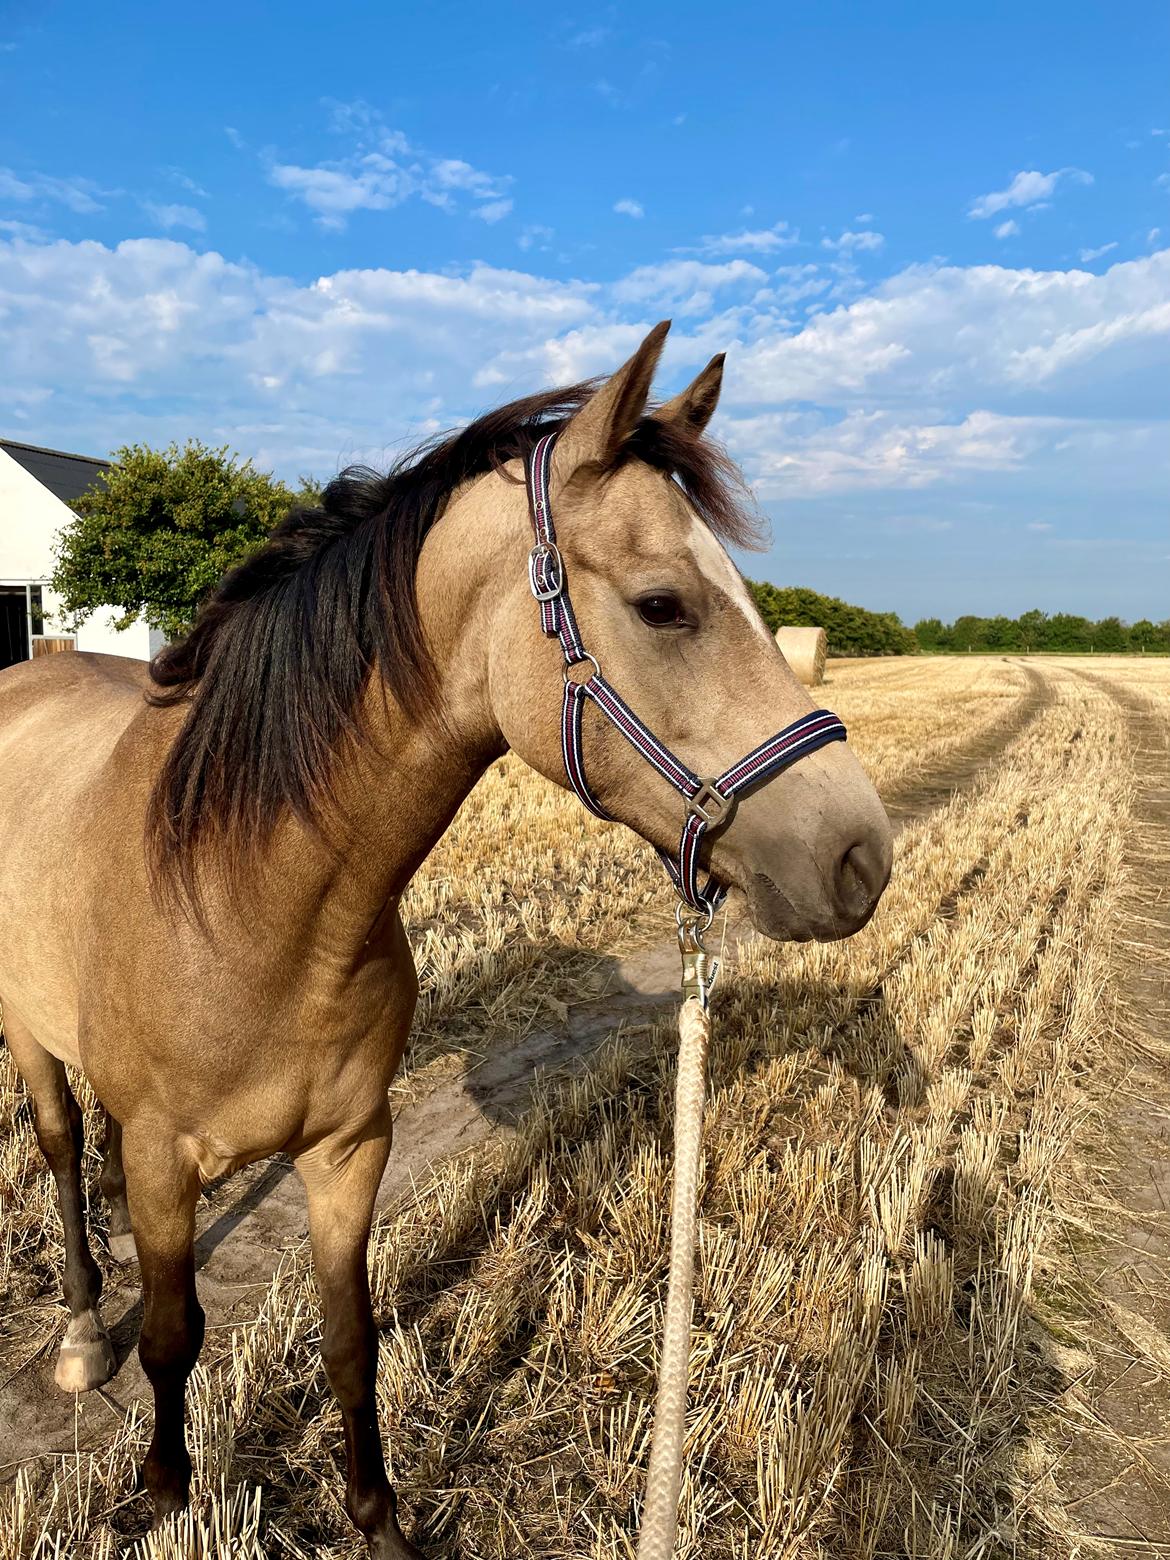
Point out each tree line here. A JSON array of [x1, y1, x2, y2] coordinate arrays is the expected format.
[[747, 582, 918, 657], [914, 612, 1170, 654]]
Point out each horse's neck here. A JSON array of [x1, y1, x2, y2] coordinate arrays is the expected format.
[[264, 475, 515, 953]]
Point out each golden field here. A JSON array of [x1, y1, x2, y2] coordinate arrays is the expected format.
[[2, 655, 1168, 1558]]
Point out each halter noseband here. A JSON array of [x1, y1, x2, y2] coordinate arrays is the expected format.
[[525, 432, 848, 918]]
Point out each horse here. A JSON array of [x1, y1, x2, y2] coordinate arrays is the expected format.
[[0, 321, 892, 1557]]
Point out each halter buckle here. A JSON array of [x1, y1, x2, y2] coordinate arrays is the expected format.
[[687, 779, 735, 829], [529, 541, 564, 602]]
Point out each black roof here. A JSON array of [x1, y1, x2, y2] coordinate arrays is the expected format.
[[1, 439, 110, 506]]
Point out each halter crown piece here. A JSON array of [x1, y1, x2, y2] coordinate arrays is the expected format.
[[525, 432, 849, 918]]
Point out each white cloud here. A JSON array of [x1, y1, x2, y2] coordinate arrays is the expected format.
[[1027, 521, 1054, 531], [265, 106, 512, 230], [1079, 242, 1118, 262], [821, 229, 884, 253], [268, 161, 395, 227], [769, 263, 832, 307], [614, 198, 644, 219], [0, 234, 1166, 518], [687, 220, 798, 256], [473, 198, 514, 224], [724, 407, 1056, 496], [969, 167, 1092, 219], [994, 219, 1019, 239], [164, 168, 210, 199], [0, 217, 48, 241], [726, 252, 1170, 413], [611, 259, 766, 316], [431, 158, 502, 197], [0, 236, 599, 468], [143, 202, 206, 232], [0, 166, 111, 214]]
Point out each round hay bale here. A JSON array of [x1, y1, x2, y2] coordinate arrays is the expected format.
[[775, 625, 827, 686]]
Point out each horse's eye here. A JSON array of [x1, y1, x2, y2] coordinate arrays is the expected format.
[[638, 593, 685, 627]]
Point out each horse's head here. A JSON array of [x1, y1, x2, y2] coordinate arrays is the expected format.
[[489, 322, 892, 942]]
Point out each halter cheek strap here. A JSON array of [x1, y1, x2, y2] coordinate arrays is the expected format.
[[525, 431, 847, 916]]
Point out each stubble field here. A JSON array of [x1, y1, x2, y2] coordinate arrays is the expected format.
[[1, 655, 1168, 1558]]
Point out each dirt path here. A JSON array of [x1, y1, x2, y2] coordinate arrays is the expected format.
[[0, 659, 1061, 1472], [1059, 671, 1170, 1556]]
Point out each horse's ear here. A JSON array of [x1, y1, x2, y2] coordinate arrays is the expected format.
[[555, 320, 670, 477], [652, 352, 725, 436]]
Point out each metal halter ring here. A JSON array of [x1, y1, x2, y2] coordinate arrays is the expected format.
[[563, 652, 601, 687], [687, 778, 736, 829], [529, 541, 564, 602], [676, 899, 715, 944]]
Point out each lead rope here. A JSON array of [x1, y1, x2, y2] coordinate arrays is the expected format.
[[637, 911, 718, 1560]]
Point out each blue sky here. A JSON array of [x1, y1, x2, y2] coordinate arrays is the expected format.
[[2, 0, 1167, 622]]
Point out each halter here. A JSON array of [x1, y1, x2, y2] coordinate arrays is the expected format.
[[525, 431, 849, 918]]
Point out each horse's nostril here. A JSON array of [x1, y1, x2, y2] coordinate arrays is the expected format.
[[836, 837, 891, 915]]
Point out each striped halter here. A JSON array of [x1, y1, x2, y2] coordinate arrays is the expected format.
[[525, 432, 848, 920]]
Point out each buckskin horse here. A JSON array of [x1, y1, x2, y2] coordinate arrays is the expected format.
[[0, 323, 892, 1556]]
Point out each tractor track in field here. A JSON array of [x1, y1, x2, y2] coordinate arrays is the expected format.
[[880, 656, 1052, 825], [0, 659, 1062, 1472], [1056, 668, 1170, 1557]]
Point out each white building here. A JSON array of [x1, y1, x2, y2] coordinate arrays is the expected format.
[[0, 439, 163, 670]]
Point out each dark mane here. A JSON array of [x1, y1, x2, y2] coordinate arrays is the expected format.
[[147, 382, 759, 897]]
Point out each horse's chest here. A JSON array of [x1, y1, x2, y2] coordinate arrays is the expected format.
[[83, 928, 419, 1159]]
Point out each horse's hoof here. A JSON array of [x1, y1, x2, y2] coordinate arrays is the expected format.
[[54, 1310, 116, 1393], [108, 1230, 138, 1264]]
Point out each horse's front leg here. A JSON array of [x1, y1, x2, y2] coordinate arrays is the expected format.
[[121, 1124, 204, 1522], [297, 1108, 423, 1560]]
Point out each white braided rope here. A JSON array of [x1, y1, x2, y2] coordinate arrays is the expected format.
[[637, 994, 710, 1560]]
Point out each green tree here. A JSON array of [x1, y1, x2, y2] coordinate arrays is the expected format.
[[949, 615, 986, 651], [1130, 619, 1157, 651], [914, 617, 946, 651], [984, 614, 1023, 650], [1047, 614, 1092, 652], [51, 441, 315, 642], [1017, 609, 1048, 652], [1093, 615, 1127, 652]]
